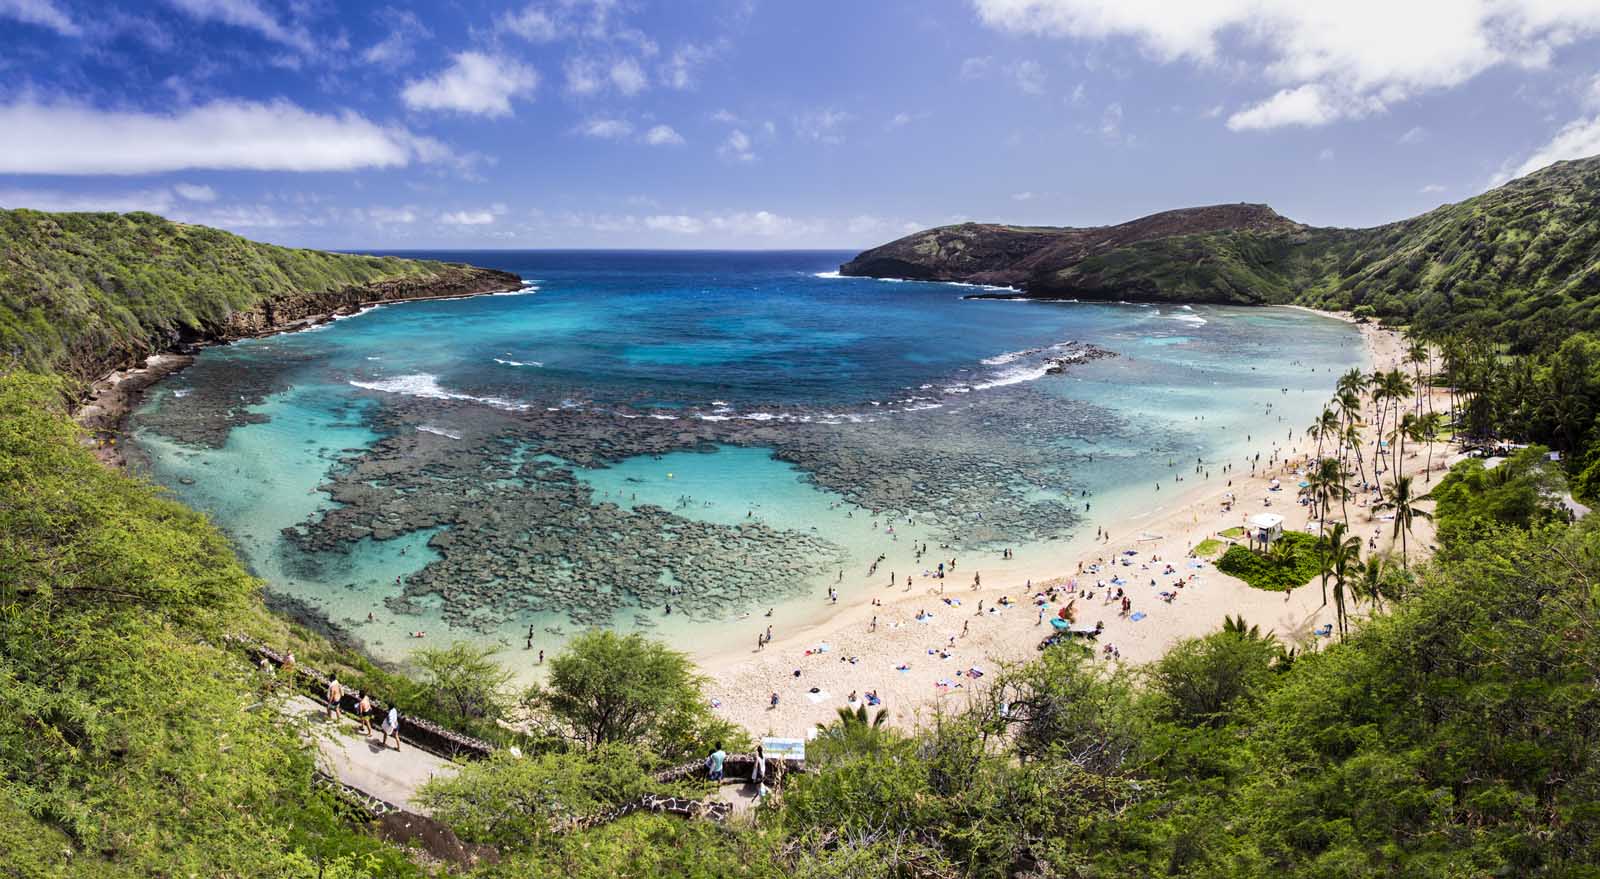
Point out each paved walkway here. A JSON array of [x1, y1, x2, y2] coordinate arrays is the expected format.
[[287, 696, 459, 815]]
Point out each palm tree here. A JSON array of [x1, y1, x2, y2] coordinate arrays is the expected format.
[[1221, 614, 1271, 641], [1406, 337, 1429, 417], [832, 703, 889, 730], [1309, 407, 1340, 459], [1417, 411, 1444, 483], [1353, 553, 1387, 612], [1343, 423, 1369, 488], [1308, 456, 1351, 524], [1390, 411, 1421, 484], [1374, 475, 1432, 570], [1323, 522, 1362, 639]]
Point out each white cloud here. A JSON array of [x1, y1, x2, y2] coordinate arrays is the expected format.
[[708, 210, 822, 238], [0, 186, 175, 213], [564, 56, 605, 95], [1318, 147, 1336, 161], [794, 108, 851, 143], [0, 0, 79, 36], [402, 52, 538, 118], [498, 4, 559, 41], [0, 99, 448, 174], [1069, 82, 1087, 106], [367, 206, 418, 224], [710, 108, 740, 124], [1399, 125, 1428, 145], [976, 0, 1600, 130], [576, 117, 633, 139], [174, 182, 217, 201], [1227, 84, 1379, 131], [662, 43, 714, 89], [1099, 101, 1123, 139], [845, 214, 922, 240], [644, 214, 703, 233], [960, 56, 992, 79], [167, 0, 312, 52], [440, 207, 501, 225], [1419, 183, 1448, 194], [643, 124, 685, 146], [362, 9, 430, 66], [1496, 114, 1600, 183], [610, 57, 648, 95], [887, 111, 914, 129], [191, 203, 311, 229], [1009, 59, 1046, 94], [1011, 191, 1036, 201], [718, 129, 755, 162]]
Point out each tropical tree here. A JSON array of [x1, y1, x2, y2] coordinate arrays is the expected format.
[[1322, 522, 1363, 639], [1407, 336, 1430, 417], [1374, 475, 1433, 569], [1417, 410, 1445, 483], [412, 641, 515, 728], [1309, 407, 1340, 459], [1221, 614, 1269, 641], [533, 630, 734, 758]]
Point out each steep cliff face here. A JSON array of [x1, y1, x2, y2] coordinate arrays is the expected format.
[[840, 156, 1600, 350], [0, 208, 520, 384]]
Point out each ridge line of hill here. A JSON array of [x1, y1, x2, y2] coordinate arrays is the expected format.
[[840, 156, 1600, 351]]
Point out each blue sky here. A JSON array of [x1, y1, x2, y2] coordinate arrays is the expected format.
[[2, 0, 1600, 249]]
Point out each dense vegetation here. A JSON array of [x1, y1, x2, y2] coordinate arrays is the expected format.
[[6, 360, 1599, 877], [846, 155, 1600, 351], [0, 209, 508, 384], [9, 164, 1600, 874], [0, 373, 425, 877]]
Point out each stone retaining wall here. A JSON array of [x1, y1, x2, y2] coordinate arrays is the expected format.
[[229, 635, 497, 761]]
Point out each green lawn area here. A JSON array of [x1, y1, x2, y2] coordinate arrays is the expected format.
[[1192, 538, 1225, 557], [1219, 526, 1244, 538]]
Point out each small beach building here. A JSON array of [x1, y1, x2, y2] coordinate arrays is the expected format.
[[1249, 513, 1285, 548]]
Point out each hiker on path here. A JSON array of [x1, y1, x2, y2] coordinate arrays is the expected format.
[[381, 707, 401, 751], [326, 676, 343, 721], [356, 691, 373, 736]]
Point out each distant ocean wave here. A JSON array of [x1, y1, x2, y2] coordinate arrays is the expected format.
[[494, 357, 543, 367], [416, 425, 462, 439], [349, 374, 531, 411]]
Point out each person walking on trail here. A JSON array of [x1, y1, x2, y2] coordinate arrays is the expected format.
[[326, 676, 343, 721], [752, 744, 767, 785], [381, 707, 401, 751], [355, 691, 373, 736], [707, 742, 727, 782]]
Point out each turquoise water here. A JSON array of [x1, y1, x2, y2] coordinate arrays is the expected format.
[[129, 251, 1365, 664]]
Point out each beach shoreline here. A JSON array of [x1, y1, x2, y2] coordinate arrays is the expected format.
[[697, 311, 1445, 737], [75, 281, 524, 467]]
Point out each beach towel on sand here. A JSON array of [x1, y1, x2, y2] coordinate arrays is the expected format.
[[805, 690, 832, 704], [1130, 611, 1147, 622]]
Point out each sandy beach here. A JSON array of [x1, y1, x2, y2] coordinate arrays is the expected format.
[[702, 311, 1445, 737]]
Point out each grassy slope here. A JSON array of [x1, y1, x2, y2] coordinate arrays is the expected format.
[[0, 209, 498, 383], [855, 157, 1600, 350]]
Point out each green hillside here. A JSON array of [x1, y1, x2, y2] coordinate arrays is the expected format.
[[844, 156, 1600, 351], [0, 209, 518, 384]]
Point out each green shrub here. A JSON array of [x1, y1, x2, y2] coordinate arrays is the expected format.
[[1216, 531, 1322, 590]]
